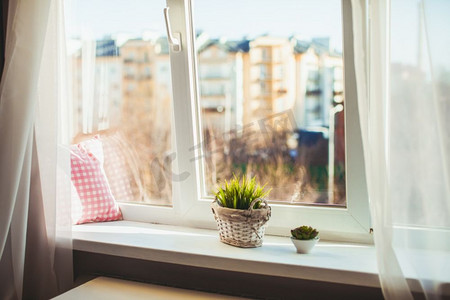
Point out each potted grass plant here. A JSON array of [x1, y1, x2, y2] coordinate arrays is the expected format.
[[290, 225, 320, 253], [211, 175, 272, 248]]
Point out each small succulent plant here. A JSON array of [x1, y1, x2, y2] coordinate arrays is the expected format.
[[291, 226, 319, 240]]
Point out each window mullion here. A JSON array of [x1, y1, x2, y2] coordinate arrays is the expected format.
[[166, 0, 201, 215]]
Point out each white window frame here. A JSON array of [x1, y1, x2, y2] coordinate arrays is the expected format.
[[119, 0, 372, 243]]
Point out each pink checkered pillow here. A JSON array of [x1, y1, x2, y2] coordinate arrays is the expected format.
[[70, 136, 123, 224]]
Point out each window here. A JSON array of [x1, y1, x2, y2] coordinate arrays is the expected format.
[[261, 48, 270, 62], [65, 0, 174, 207], [190, 0, 368, 239], [260, 65, 267, 79], [144, 66, 152, 79], [65, 0, 370, 242]]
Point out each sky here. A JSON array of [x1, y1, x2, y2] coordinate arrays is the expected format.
[[390, 0, 450, 68], [65, 0, 344, 51], [65, 0, 450, 69]]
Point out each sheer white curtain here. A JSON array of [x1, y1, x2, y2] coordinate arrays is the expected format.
[[351, 0, 450, 299], [0, 0, 72, 299]]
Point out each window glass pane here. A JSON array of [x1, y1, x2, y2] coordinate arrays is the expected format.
[[390, 0, 450, 228], [194, 0, 346, 206], [65, 0, 173, 206]]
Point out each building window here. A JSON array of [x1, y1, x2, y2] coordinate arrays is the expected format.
[[261, 48, 269, 61], [260, 65, 267, 79], [259, 82, 267, 94], [124, 51, 135, 63], [144, 66, 152, 79]]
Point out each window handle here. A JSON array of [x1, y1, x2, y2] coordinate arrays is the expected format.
[[163, 7, 181, 52]]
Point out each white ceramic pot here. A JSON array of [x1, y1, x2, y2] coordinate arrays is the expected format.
[[290, 237, 319, 254]]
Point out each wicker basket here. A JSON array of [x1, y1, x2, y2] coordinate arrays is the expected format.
[[211, 198, 271, 248]]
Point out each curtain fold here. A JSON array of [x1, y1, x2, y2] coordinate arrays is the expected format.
[[389, 0, 450, 298], [351, 1, 413, 298], [0, 0, 72, 299], [352, 0, 450, 299], [0, 0, 8, 75]]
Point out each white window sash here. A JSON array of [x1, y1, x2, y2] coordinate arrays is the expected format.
[[120, 0, 371, 244]]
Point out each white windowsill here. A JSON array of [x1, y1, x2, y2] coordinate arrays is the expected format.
[[72, 220, 381, 288], [72, 221, 450, 296]]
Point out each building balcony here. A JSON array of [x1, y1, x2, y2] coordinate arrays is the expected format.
[[277, 88, 288, 95], [253, 60, 283, 65], [200, 93, 226, 98], [200, 76, 230, 81], [254, 92, 274, 99], [124, 58, 152, 64], [306, 89, 322, 96], [202, 106, 226, 113], [254, 77, 283, 82], [140, 74, 152, 80]]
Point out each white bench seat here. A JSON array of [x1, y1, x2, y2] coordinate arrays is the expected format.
[[54, 277, 247, 300]]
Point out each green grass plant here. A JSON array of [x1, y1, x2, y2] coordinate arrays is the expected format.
[[214, 175, 271, 210]]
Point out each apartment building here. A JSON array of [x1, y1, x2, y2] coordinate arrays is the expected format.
[[198, 35, 344, 132], [293, 38, 344, 128], [120, 39, 154, 115], [197, 38, 248, 133], [120, 38, 172, 135], [245, 36, 296, 125], [70, 35, 344, 139]]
